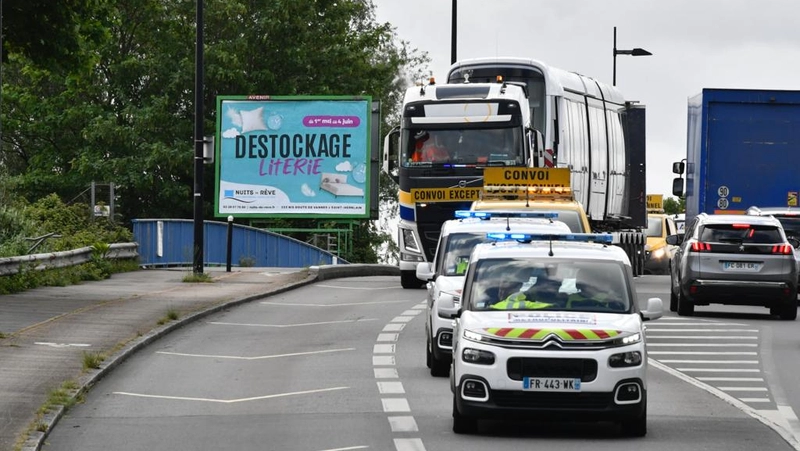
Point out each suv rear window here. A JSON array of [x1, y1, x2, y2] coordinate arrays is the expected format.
[[699, 224, 782, 244]]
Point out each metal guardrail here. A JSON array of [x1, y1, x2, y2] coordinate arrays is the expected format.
[[0, 243, 139, 276]]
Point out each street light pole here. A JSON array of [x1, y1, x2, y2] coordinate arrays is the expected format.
[[451, 0, 457, 64], [193, 0, 205, 275], [612, 26, 652, 86]]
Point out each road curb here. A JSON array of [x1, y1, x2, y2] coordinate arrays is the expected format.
[[21, 264, 398, 451]]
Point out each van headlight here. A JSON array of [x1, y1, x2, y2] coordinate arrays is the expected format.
[[650, 247, 666, 260], [609, 351, 642, 368], [462, 348, 495, 365], [463, 329, 483, 342], [611, 332, 641, 346]]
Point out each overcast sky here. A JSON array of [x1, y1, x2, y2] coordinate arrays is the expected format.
[[372, 0, 800, 199]]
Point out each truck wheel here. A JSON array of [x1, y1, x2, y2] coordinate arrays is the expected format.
[[401, 271, 423, 289], [452, 396, 478, 434], [676, 290, 694, 316]]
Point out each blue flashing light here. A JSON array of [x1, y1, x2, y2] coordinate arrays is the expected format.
[[454, 210, 491, 219], [486, 232, 614, 244], [454, 210, 558, 220]]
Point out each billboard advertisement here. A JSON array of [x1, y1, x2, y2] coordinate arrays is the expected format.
[[215, 96, 372, 219]]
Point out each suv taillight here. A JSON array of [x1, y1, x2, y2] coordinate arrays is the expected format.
[[690, 242, 712, 252], [772, 244, 793, 255]]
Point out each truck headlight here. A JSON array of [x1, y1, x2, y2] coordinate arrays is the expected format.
[[609, 351, 643, 368], [462, 348, 495, 365], [401, 229, 420, 253]]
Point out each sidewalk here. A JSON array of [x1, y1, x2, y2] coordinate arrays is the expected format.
[[0, 264, 398, 451]]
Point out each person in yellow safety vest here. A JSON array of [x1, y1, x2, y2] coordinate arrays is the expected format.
[[566, 283, 610, 309], [490, 291, 553, 310]]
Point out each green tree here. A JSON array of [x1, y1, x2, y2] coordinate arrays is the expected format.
[[663, 196, 685, 215], [1, 0, 427, 263]]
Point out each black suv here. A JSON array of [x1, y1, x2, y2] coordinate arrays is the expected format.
[[666, 213, 799, 319]]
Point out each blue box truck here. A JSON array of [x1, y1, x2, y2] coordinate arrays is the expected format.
[[672, 88, 800, 221]]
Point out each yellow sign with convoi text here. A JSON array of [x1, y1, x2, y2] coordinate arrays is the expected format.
[[482, 167, 571, 188]]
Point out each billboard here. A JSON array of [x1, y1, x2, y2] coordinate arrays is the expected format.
[[215, 96, 372, 219]]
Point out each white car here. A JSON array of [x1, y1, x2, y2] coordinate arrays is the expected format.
[[450, 232, 663, 436], [416, 211, 570, 377]]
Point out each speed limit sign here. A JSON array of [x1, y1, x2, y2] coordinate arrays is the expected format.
[[718, 186, 730, 198], [717, 198, 729, 209]]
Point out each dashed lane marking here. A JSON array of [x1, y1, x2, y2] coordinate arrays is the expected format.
[[318, 447, 368, 451], [381, 398, 411, 413], [156, 348, 354, 360], [658, 360, 759, 364], [388, 416, 419, 432], [377, 382, 405, 394], [374, 368, 399, 379], [114, 386, 348, 403], [394, 438, 425, 451], [649, 351, 757, 355], [373, 356, 395, 366]]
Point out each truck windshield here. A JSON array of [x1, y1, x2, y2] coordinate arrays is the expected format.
[[466, 258, 631, 313], [403, 128, 522, 167]]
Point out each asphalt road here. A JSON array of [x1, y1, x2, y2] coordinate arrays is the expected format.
[[42, 275, 798, 450]]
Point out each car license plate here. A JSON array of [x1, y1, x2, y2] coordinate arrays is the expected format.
[[523, 377, 581, 392], [722, 261, 762, 271]]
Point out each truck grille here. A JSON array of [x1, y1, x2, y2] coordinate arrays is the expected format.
[[507, 357, 598, 382]]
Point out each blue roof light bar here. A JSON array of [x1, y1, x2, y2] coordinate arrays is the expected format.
[[486, 232, 614, 244]]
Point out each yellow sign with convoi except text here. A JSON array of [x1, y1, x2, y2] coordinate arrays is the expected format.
[[482, 167, 571, 188]]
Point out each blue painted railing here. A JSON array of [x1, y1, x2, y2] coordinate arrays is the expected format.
[[132, 219, 345, 268]]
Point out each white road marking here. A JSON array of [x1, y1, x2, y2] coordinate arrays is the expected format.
[[114, 386, 348, 403], [411, 304, 426, 310], [373, 356, 395, 366], [658, 360, 758, 364], [720, 387, 769, 392], [383, 323, 406, 332], [318, 447, 369, 451], [394, 438, 425, 451], [261, 300, 406, 307], [677, 368, 761, 373], [156, 348, 354, 360], [34, 342, 91, 348], [373, 344, 395, 354], [391, 316, 415, 323], [650, 321, 748, 326], [647, 328, 759, 333], [377, 382, 405, 394], [647, 335, 758, 340], [649, 351, 757, 355], [381, 398, 411, 412], [388, 416, 419, 432], [316, 284, 397, 290], [740, 398, 772, 403], [394, 438, 426, 451], [377, 333, 399, 342], [696, 377, 765, 382], [374, 368, 399, 379], [209, 319, 377, 328], [648, 343, 757, 347], [401, 310, 421, 316], [780, 405, 800, 421]]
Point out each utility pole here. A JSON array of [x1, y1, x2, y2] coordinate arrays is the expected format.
[[193, 0, 205, 274]]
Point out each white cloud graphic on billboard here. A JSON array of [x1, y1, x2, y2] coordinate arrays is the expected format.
[[335, 161, 353, 172], [301, 184, 317, 197]]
